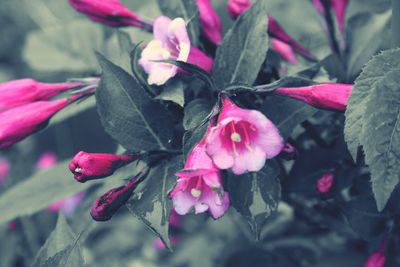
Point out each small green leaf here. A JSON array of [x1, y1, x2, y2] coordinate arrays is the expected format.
[[227, 161, 281, 240], [212, 0, 269, 90], [126, 156, 183, 250], [155, 79, 185, 107]]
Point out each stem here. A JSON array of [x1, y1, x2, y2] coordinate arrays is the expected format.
[[392, 0, 400, 47]]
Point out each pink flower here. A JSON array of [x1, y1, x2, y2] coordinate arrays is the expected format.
[[364, 252, 385, 267], [0, 79, 80, 111], [0, 159, 10, 185], [271, 38, 298, 64], [68, 0, 151, 29], [36, 152, 58, 170], [0, 98, 75, 150], [275, 83, 352, 111], [69, 151, 137, 183], [205, 98, 284, 175], [197, 0, 222, 44], [227, 0, 251, 19], [316, 172, 334, 194], [90, 176, 140, 221], [170, 135, 229, 219], [47, 192, 84, 216], [331, 0, 348, 34], [139, 16, 213, 85]]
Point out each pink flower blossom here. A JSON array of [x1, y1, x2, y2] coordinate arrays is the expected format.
[[170, 134, 229, 219], [47, 192, 84, 216], [197, 0, 222, 44], [205, 98, 284, 175], [139, 16, 213, 85], [68, 0, 152, 30], [271, 38, 298, 64], [275, 83, 352, 111], [0, 98, 75, 150], [69, 151, 137, 183], [0, 159, 10, 185], [36, 152, 58, 170], [364, 252, 385, 267], [331, 0, 348, 34], [227, 0, 251, 19], [0, 79, 80, 111], [90, 176, 141, 221], [316, 172, 334, 194]]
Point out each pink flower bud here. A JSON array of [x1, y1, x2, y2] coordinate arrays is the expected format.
[[153, 236, 180, 250], [47, 192, 84, 216], [0, 79, 80, 111], [275, 83, 352, 111], [271, 38, 298, 64], [169, 208, 181, 227], [0, 98, 74, 150], [317, 172, 334, 194], [364, 252, 385, 267], [69, 151, 137, 183], [36, 152, 58, 170], [0, 159, 10, 185], [227, 0, 251, 19], [205, 97, 284, 175], [68, 0, 151, 29], [331, 0, 348, 34], [197, 0, 222, 44], [280, 143, 298, 160], [170, 127, 229, 219], [312, 0, 325, 16], [8, 221, 17, 231], [90, 176, 140, 221], [139, 16, 213, 85]]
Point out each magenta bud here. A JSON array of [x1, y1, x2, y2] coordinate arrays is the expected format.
[[280, 143, 298, 160], [0, 78, 81, 111], [331, 0, 348, 34], [69, 151, 137, 182], [187, 46, 214, 73], [364, 252, 385, 267], [317, 172, 334, 194], [0, 159, 10, 185], [36, 152, 58, 170], [275, 83, 352, 111], [0, 99, 72, 150], [90, 177, 140, 221], [272, 38, 298, 65], [68, 0, 152, 30], [197, 0, 222, 45], [227, 0, 251, 19]]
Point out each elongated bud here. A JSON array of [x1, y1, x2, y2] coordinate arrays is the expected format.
[[69, 151, 137, 182], [197, 0, 222, 44], [364, 252, 385, 267], [68, 0, 152, 30], [0, 158, 10, 185], [227, 0, 251, 19], [90, 175, 143, 221], [187, 46, 214, 73], [0, 98, 74, 150], [272, 38, 297, 64], [275, 83, 352, 111], [331, 0, 348, 34], [317, 172, 334, 194], [0, 79, 80, 111], [279, 143, 298, 160]]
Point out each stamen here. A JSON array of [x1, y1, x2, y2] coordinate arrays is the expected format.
[[238, 122, 253, 152], [230, 122, 240, 156]]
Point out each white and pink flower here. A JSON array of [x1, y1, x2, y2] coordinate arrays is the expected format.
[[205, 98, 284, 175]]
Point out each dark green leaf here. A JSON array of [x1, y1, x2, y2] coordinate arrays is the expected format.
[[183, 99, 213, 131], [212, 0, 269, 90], [96, 53, 175, 151], [157, 0, 200, 45], [126, 156, 183, 250], [32, 214, 84, 267], [155, 79, 185, 107], [227, 161, 281, 239]]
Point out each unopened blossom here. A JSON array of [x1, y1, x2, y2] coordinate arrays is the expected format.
[[280, 143, 298, 160], [68, 0, 152, 30], [69, 151, 137, 183], [0, 159, 10, 185], [227, 0, 251, 19], [317, 172, 334, 194], [139, 16, 213, 85], [364, 251, 385, 267], [47, 192, 84, 216], [206, 98, 284, 175], [331, 0, 348, 33], [90, 175, 141, 221], [170, 134, 229, 219], [272, 38, 297, 64], [197, 0, 222, 44], [312, 0, 325, 15], [153, 236, 180, 250], [275, 83, 352, 111], [0, 98, 77, 150], [0, 79, 80, 111], [169, 208, 181, 227], [36, 152, 58, 170]]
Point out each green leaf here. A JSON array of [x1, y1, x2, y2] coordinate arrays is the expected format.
[[345, 49, 400, 160], [157, 0, 200, 45], [227, 161, 281, 240], [212, 0, 269, 90], [95, 53, 175, 151], [345, 11, 391, 81], [360, 69, 400, 211], [32, 214, 84, 267], [126, 156, 183, 250], [0, 160, 91, 224], [155, 79, 185, 107]]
